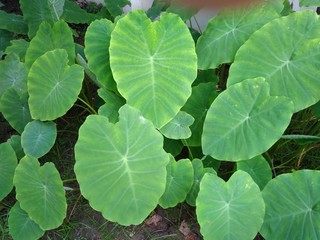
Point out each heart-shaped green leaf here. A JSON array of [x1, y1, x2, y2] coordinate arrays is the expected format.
[[75, 105, 169, 225], [159, 111, 194, 140], [186, 159, 216, 206], [159, 156, 194, 208], [110, 10, 197, 128], [0, 10, 28, 35], [14, 156, 67, 230], [85, 19, 116, 90], [236, 155, 272, 190], [28, 49, 84, 121], [197, 171, 265, 240], [261, 170, 320, 239], [202, 77, 294, 161], [21, 120, 57, 158], [8, 202, 44, 240], [25, 20, 75, 69], [0, 143, 17, 201], [196, 3, 281, 69], [228, 10, 320, 112], [0, 88, 32, 134]]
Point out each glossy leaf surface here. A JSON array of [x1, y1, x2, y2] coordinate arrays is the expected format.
[[25, 20, 75, 69], [202, 78, 294, 161], [8, 202, 44, 240], [75, 105, 169, 225], [197, 171, 265, 240], [196, 4, 281, 69], [261, 170, 320, 239], [28, 49, 84, 121], [159, 157, 194, 208], [14, 156, 66, 230], [85, 19, 115, 90], [228, 11, 320, 112], [110, 10, 197, 128], [159, 111, 194, 139], [236, 155, 272, 189], [21, 120, 57, 158]]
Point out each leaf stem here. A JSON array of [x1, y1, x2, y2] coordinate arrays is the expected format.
[[182, 139, 194, 160], [77, 97, 97, 115]]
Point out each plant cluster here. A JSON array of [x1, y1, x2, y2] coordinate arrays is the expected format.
[[0, 0, 320, 239]]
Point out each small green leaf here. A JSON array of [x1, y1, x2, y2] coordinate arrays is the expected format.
[[97, 88, 125, 123], [261, 170, 320, 239], [300, 0, 320, 6], [110, 10, 197, 128], [159, 156, 194, 208], [25, 20, 75, 69], [186, 159, 216, 206], [166, 3, 196, 21], [8, 202, 44, 240], [197, 171, 265, 240], [236, 155, 272, 189], [202, 78, 294, 161], [28, 49, 84, 121], [5, 39, 30, 62], [0, 10, 28, 34], [0, 143, 17, 201], [163, 138, 184, 157], [85, 19, 115, 90], [0, 88, 32, 134], [75, 105, 169, 225], [182, 82, 218, 146], [0, 30, 13, 57], [0, 54, 28, 97], [14, 156, 67, 230], [159, 111, 194, 140], [21, 120, 57, 158]]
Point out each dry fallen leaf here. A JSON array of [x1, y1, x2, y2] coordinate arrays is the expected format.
[[145, 212, 163, 227], [179, 220, 197, 240]]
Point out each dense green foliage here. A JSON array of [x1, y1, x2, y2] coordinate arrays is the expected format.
[[0, 0, 320, 239]]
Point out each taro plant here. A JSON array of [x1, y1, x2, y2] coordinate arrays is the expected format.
[[0, 0, 320, 239]]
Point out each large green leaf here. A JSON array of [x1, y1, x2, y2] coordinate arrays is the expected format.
[[25, 20, 75, 69], [8, 202, 44, 240], [159, 156, 194, 208], [110, 10, 197, 128], [197, 171, 265, 240], [236, 155, 272, 190], [14, 156, 67, 230], [182, 82, 218, 146], [20, 0, 65, 38], [196, 3, 281, 69], [0, 88, 32, 134], [0, 10, 28, 34], [186, 159, 216, 206], [74, 105, 169, 225], [202, 78, 294, 161], [5, 39, 30, 62], [28, 49, 84, 121], [85, 19, 115, 90], [0, 143, 17, 201], [159, 111, 194, 140], [21, 120, 57, 158], [261, 170, 320, 239], [0, 54, 28, 97], [228, 10, 320, 112]]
